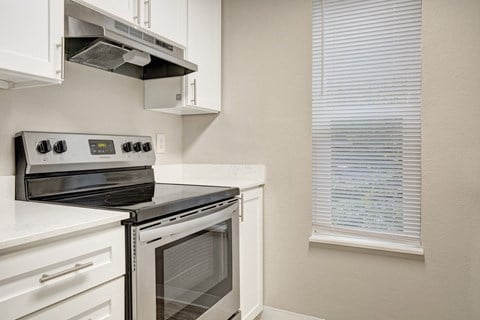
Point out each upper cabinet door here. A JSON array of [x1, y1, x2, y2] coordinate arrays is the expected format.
[[0, 0, 64, 88], [148, 0, 187, 47], [78, 0, 138, 24], [185, 0, 222, 112]]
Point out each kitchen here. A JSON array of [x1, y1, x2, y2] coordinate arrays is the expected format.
[[1, 1, 479, 320]]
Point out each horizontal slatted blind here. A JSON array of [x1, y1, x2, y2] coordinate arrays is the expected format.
[[312, 0, 421, 245]]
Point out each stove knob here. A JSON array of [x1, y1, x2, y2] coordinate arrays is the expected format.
[[133, 142, 142, 152], [142, 142, 152, 152], [122, 142, 133, 153], [36, 140, 52, 154], [53, 140, 67, 154]]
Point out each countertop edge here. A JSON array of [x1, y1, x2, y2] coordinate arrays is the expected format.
[[153, 164, 266, 191], [0, 210, 129, 251], [156, 178, 265, 191]]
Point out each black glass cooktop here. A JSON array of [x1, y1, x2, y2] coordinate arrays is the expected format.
[[50, 183, 239, 224]]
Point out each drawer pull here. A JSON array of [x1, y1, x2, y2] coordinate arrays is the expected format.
[[39, 262, 93, 283]]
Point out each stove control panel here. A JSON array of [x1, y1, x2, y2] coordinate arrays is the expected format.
[[16, 131, 156, 174], [89, 139, 116, 155]]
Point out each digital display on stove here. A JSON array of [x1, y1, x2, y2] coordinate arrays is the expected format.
[[89, 139, 115, 155]]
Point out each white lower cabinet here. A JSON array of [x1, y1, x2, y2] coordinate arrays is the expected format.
[[239, 187, 264, 320], [20, 277, 124, 320], [0, 225, 125, 320]]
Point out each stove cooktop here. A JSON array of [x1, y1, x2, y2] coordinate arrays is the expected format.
[[14, 132, 240, 224], [49, 183, 240, 224]]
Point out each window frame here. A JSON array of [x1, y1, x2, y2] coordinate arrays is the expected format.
[[310, 0, 423, 255]]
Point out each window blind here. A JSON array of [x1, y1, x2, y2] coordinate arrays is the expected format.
[[312, 0, 422, 246]]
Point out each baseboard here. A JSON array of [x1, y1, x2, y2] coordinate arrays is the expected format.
[[261, 306, 324, 320], [243, 305, 263, 320]]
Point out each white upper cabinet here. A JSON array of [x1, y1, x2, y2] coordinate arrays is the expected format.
[[0, 0, 64, 89], [78, 0, 139, 24], [185, 0, 222, 112], [81, 0, 188, 48], [144, 0, 222, 115], [148, 0, 187, 47]]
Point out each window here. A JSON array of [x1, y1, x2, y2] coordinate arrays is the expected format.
[[311, 0, 422, 254]]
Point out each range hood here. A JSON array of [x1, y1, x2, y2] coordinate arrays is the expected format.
[[64, 0, 197, 79]]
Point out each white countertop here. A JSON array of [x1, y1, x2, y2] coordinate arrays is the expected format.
[[161, 178, 264, 190], [0, 200, 129, 251], [154, 164, 266, 190], [0, 164, 265, 251]]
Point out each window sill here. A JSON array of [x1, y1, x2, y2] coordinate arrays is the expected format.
[[309, 234, 424, 256]]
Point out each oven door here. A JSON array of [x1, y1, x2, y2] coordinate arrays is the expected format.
[[133, 202, 239, 320]]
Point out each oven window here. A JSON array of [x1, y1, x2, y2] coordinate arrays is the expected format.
[[155, 220, 232, 320]]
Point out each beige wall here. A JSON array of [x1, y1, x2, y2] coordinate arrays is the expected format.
[[183, 0, 480, 319], [0, 62, 182, 176]]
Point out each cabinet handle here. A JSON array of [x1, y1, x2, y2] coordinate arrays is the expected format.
[[56, 37, 65, 81], [144, 0, 151, 28], [236, 194, 245, 222], [190, 79, 197, 105], [133, 0, 140, 23], [39, 261, 93, 283]]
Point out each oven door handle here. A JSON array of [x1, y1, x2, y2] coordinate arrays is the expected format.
[[139, 203, 237, 243]]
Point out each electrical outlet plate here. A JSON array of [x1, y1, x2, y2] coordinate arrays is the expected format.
[[156, 133, 165, 153]]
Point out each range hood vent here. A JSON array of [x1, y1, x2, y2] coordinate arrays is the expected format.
[[64, 0, 197, 80]]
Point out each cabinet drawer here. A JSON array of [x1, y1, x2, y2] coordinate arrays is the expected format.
[[20, 277, 124, 320], [0, 226, 125, 319]]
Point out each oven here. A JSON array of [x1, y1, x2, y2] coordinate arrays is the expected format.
[[130, 200, 240, 320], [15, 131, 241, 320]]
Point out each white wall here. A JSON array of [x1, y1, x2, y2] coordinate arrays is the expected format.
[[183, 0, 480, 319], [0, 62, 182, 175]]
